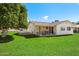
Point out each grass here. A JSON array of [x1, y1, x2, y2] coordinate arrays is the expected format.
[[0, 32, 79, 56]]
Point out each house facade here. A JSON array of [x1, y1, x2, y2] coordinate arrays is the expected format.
[[27, 20, 74, 36]]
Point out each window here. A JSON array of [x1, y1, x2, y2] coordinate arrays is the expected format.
[[67, 27, 71, 31], [61, 27, 65, 31]]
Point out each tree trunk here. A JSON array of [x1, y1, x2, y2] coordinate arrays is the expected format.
[[1, 29, 8, 38]]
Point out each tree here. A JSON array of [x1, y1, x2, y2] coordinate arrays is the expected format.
[[55, 20, 59, 22], [76, 21, 79, 24], [18, 4, 28, 29], [0, 3, 28, 37]]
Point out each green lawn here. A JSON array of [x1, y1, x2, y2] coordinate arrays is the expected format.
[[0, 32, 79, 56]]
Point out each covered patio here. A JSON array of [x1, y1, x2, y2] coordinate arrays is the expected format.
[[35, 25, 55, 36], [73, 25, 79, 33]]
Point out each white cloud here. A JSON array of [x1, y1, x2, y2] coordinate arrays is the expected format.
[[42, 16, 49, 20], [30, 16, 50, 22]]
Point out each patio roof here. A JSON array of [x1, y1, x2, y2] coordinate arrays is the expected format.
[[73, 24, 79, 28]]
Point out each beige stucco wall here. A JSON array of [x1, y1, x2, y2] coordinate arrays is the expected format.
[[53, 26, 56, 34], [27, 23, 36, 34], [27, 23, 44, 34], [55, 22, 73, 35]]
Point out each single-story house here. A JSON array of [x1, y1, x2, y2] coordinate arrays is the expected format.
[[27, 20, 75, 36]]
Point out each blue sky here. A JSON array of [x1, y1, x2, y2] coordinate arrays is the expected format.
[[25, 3, 79, 22]]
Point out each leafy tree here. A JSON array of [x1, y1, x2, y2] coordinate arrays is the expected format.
[[0, 3, 28, 37], [55, 20, 59, 22], [76, 21, 79, 24], [18, 4, 28, 29]]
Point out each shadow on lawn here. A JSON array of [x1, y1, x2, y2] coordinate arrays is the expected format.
[[15, 33, 39, 38], [0, 35, 14, 43], [15, 33, 73, 39], [48, 34, 73, 37]]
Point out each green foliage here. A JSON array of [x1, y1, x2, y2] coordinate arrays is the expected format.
[[76, 21, 79, 24], [0, 3, 28, 29], [18, 5, 28, 29]]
